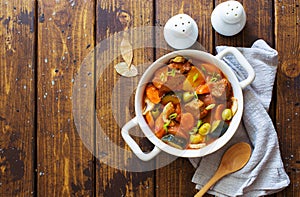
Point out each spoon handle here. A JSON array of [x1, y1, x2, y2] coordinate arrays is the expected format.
[[194, 172, 225, 197]]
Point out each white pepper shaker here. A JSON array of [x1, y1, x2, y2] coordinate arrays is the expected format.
[[211, 0, 247, 36], [164, 14, 198, 49]]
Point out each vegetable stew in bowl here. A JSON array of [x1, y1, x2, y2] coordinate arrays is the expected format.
[[142, 56, 238, 150]]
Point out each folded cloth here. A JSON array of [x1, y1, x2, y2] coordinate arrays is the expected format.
[[190, 39, 290, 197]]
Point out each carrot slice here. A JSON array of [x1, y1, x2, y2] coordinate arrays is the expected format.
[[155, 128, 165, 139], [146, 85, 161, 104], [196, 84, 210, 94], [180, 113, 195, 132], [154, 114, 164, 135], [145, 112, 155, 129], [214, 104, 225, 120]]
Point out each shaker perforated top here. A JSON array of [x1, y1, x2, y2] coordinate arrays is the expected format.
[[164, 14, 198, 49], [211, 1, 247, 36]]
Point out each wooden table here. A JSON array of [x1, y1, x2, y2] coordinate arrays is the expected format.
[[0, 0, 299, 196]]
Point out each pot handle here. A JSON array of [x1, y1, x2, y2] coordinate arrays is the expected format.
[[121, 117, 161, 161], [216, 47, 255, 89]]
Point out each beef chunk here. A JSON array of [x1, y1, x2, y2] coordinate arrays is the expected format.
[[168, 61, 192, 74], [152, 66, 168, 89], [184, 99, 208, 119], [164, 74, 186, 91], [209, 78, 232, 99]]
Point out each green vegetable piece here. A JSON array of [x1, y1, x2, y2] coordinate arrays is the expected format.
[[189, 120, 203, 135], [160, 72, 166, 81], [211, 120, 222, 133], [198, 123, 211, 136], [163, 120, 171, 132], [162, 134, 187, 149], [210, 77, 218, 82], [201, 66, 207, 74], [205, 103, 216, 110], [167, 68, 176, 77], [196, 120, 203, 128], [194, 92, 198, 100], [220, 122, 229, 136], [169, 113, 177, 119], [192, 73, 199, 82], [183, 92, 194, 103], [151, 108, 160, 119], [170, 56, 186, 63], [161, 94, 180, 105], [189, 127, 198, 135], [208, 120, 229, 140], [222, 108, 232, 121]]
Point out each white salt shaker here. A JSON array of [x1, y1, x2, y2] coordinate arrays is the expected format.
[[164, 14, 198, 49], [211, 0, 247, 36]]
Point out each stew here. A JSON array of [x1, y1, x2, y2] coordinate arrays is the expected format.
[[143, 56, 237, 150]]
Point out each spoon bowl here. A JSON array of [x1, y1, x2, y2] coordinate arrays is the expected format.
[[194, 142, 252, 197]]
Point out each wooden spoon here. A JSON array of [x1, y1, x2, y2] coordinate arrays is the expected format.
[[194, 142, 252, 197]]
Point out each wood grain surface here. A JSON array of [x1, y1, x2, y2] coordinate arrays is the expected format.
[[0, 0, 299, 196], [96, 0, 155, 196], [275, 0, 300, 196], [36, 0, 95, 196], [0, 1, 35, 196]]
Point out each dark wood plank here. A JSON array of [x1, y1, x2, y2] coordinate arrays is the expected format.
[[215, 0, 274, 48], [37, 0, 95, 196], [154, 1, 214, 196], [0, 1, 36, 196], [275, 0, 300, 196], [96, 0, 155, 196]]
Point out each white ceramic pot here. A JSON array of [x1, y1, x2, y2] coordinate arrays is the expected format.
[[121, 47, 255, 161]]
